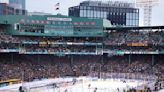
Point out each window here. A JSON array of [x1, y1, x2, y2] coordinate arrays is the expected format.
[[83, 6, 86, 9], [97, 11, 101, 18], [80, 6, 84, 9], [94, 11, 97, 18], [14, 23, 20, 30], [80, 10, 84, 17], [90, 10, 94, 17], [87, 6, 91, 10], [86, 10, 91, 17], [136, 14, 139, 20]]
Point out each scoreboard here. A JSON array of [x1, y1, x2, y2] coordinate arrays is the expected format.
[[0, 15, 110, 37]]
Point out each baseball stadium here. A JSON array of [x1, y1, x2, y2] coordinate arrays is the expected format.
[[0, 14, 163, 92]]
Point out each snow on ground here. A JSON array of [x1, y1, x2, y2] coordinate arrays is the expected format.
[[159, 89, 164, 92], [0, 77, 156, 92]]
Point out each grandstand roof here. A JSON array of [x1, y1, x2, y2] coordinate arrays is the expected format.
[[105, 26, 164, 31]]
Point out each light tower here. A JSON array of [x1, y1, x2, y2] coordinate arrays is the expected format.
[[136, 0, 159, 26]]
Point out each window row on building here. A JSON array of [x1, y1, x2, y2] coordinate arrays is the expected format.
[[78, 6, 139, 13], [69, 1, 139, 27], [80, 10, 107, 19]]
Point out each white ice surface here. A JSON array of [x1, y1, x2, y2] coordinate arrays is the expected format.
[[0, 78, 151, 92]]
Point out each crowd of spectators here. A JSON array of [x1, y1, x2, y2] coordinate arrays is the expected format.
[[21, 45, 96, 54], [0, 54, 163, 82], [16, 37, 102, 43], [0, 28, 164, 53], [0, 29, 101, 53], [105, 30, 164, 46]]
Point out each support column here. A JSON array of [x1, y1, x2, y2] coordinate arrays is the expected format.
[[152, 55, 155, 66], [37, 54, 40, 63], [128, 54, 131, 65], [71, 55, 73, 65], [11, 53, 14, 64]]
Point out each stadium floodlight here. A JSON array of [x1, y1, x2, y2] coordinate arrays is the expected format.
[[135, 0, 159, 26]]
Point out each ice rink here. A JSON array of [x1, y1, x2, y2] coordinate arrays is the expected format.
[[0, 77, 162, 92], [40, 80, 143, 92]]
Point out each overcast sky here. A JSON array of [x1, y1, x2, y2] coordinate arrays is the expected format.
[[26, 0, 164, 26]]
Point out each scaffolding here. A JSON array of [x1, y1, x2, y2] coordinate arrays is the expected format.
[[136, 0, 159, 26]]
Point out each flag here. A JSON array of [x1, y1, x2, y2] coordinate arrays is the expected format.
[[55, 3, 60, 10]]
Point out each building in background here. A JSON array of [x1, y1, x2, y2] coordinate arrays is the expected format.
[[0, 3, 14, 15], [69, 1, 139, 27], [0, 0, 9, 3], [9, 0, 25, 10], [0, 3, 26, 15], [0, 0, 26, 15]]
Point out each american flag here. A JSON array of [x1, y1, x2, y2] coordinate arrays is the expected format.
[[55, 3, 60, 10]]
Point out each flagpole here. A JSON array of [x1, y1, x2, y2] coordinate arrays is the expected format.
[[59, 3, 61, 14], [55, 2, 60, 15], [58, 0, 60, 14], [58, 2, 60, 14]]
